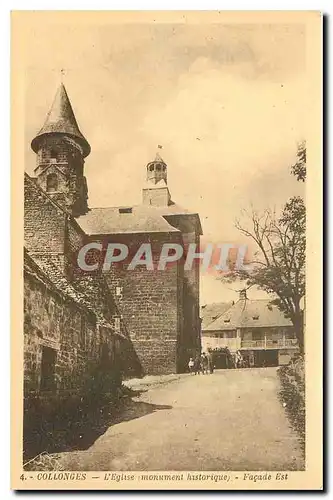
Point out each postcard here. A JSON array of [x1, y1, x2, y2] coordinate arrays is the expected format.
[[11, 10, 322, 490]]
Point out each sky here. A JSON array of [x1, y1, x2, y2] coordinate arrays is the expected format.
[[23, 15, 306, 304]]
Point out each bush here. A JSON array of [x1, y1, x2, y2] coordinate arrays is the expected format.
[[277, 355, 305, 453], [23, 366, 124, 462]]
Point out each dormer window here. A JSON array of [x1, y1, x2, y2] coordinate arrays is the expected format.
[[46, 173, 58, 192], [252, 315, 259, 320], [224, 318, 230, 323], [119, 207, 132, 214]]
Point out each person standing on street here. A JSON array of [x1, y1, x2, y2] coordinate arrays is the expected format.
[[207, 350, 214, 374], [188, 357, 195, 374], [194, 355, 201, 375], [201, 352, 208, 374]]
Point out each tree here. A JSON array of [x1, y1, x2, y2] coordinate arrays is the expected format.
[[291, 140, 306, 182], [222, 142, 306, 351], [224, 197, 305, 351]]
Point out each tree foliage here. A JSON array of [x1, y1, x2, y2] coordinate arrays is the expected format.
[[291, 140, 306, 182], [224, 198, 305, 350]]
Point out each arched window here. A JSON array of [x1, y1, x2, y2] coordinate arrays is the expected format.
[[149, 164, 154, 172], [155, 163, 162, 171], [46, 173, 58, 192]]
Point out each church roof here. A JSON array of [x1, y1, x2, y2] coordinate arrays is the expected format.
[[204, 299, 292, 331], [76, 199, 202, 236], [31, 83, 91, 157], [76, 205, 181, 235]]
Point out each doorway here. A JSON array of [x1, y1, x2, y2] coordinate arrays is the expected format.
[[40, 346, 57, 391], [255, 349, 279, 367]]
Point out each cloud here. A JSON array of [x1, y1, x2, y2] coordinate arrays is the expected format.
[[139, 55, 305, 239], [24, 20, 306, 302]]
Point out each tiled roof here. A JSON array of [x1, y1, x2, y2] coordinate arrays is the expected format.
[[201, 302, 233, 329], [24, 250, 126, 337], [24, 250, 97, 317], [76, 202, 201, 236], [204, 299, 292, 331], [31, 83, 90, 157], [76, 205, 179, 235]]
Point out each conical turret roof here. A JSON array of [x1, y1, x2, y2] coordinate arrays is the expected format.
[[31, 83, 90, 157], [154, 152, 166, 163]]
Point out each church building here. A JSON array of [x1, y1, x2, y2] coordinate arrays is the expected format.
[[25, 83, 202, 378]]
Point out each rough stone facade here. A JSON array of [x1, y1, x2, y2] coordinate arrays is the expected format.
[[24, 176, 142, 395], [24, 252, 104, 393], [98, 232, 184, 374], [34, 136, 88, 217], [25, 82, 202, 383]]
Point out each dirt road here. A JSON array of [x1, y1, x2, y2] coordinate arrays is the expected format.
[[60, 367, 304, 471]]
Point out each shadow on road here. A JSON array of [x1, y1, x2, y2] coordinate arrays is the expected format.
[[24, 391, 172, 464]]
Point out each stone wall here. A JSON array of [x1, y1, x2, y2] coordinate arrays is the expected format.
[[24, 170, 201, 377], [24, 174, 66, 257], [24, 264, 104, 393], [132, 339, 177, 375], [34, 136, 88, 216], [23, 252, 142, 395], [163, 214, 202, 369], [95, 232, 182, 375], [25, 172, 89, 281]]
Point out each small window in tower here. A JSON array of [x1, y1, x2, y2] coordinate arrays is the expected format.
[[149, 164, 154, 172], [156, 163, 162, 171], [119, 207, 133, 214], [46, 173, 58, 192], [50, 149, 58, 161]]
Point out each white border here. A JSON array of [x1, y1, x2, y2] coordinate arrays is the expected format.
[[2, 2, 329, 498]]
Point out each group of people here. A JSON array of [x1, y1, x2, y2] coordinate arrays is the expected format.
[[188, 352, 214, 375]]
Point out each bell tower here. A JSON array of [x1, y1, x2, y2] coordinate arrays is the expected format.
[[31, 83, 91, 217], [146, 152, 167, 185], [142, 152, 171, 206]]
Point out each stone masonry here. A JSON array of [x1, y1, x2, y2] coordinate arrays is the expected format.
[[25, 82, 202, 381]]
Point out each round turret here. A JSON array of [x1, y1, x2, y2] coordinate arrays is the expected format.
[[146, 152, 167, 185]]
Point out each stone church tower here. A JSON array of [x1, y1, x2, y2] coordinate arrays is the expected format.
[[27, 82, 202, 375], [31, 83, 91, 217]]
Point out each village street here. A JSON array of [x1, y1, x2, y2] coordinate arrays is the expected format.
[[59, 368, 304, 471]]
